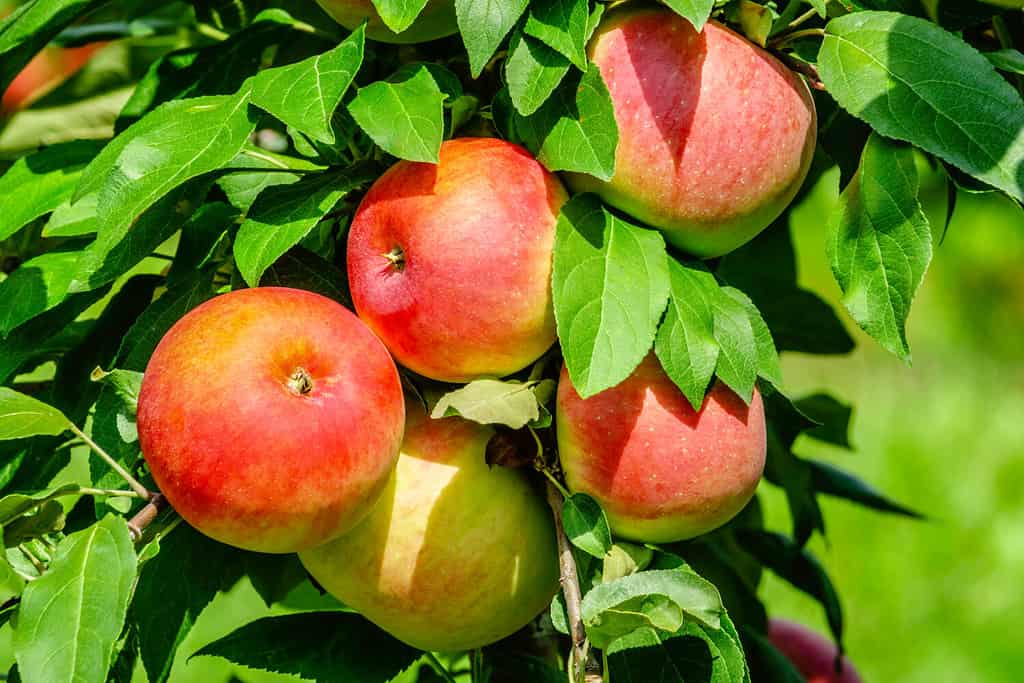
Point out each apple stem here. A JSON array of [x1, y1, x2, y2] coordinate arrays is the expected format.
[[423, 652, 458, 683], [545, 481, 588, 683], [127, 493, 169, 542], [68, 424, 153, 500]]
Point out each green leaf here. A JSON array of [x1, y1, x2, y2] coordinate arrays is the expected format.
[[456, 0, 529, 77], [737, 529, 844, 649], [217, 148, 320, 212], [75, 92, 257, 239], [515, 64, 618, 181], [721, 287, 782, 388], [827, 133, 932, 361], [0, 250, 82, 336], [0, 389, 71, 441], [741, 627, 805, 683], [348, 65, 445, 163], [0, 0, 107, 94], [552, 194, 670, 398], [580, 569, 723, 649], [0, 294, 106, 385], [602, 543, 654, 584], [605, 628, 716, 683], [117, 14, 294, 128], [91, 369, 143, 416], [249, 24, 364, 144], [43, 194, 98, 238], [194, 612, 421, 682], [0, 141, 102, 241], [523, 0, 589, 69], [67, 179, 210, 294], [116, 268, 218, 372], [259, 246, 351, 306], [0, 556, 25, 604], [808, 460, 925, 519], [166, 202, 239, 285], [13, 516, 137, 683], [654, 260, 720, 411], [431, 379, 548, 429], [709, 286, 759, 404], [3, 500, 66, 547], [763, 390, 824, 546], [505, 30, 571, 118], [984, 49, 1024, 76], [371, 0, 430, 33], [661, 0, 714, 31], [0, 484, 80, 526], [793, 393, 853, 449], [235, 166, 374, 287], [562, 493, 612, 559], [242, 553, 307, 608], [716, 223, 854, 356], [818, 11, 1024, 201], [132, 525, 242, 683]]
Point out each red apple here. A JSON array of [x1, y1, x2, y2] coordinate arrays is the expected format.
[[556, 354, 766, 542], [300, 402, 559, 651], [347, 138, 566, 382], [769, 618, 863, 683], [567, 9, 817, 258], [2, 43, 104, 114], [314, 0, 457, 43], [137, 287, 405, 553]]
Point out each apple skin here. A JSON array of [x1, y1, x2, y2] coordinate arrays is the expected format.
[[567, 8, 817, 258], [314, 0, 457, 44], [137, 287, 405, 554], [299, 403, 559, 651], [556, 354, 766, 542], [2, 43, 104, 114], [347, 138, 566, 382], [768, 619, 863, 683]]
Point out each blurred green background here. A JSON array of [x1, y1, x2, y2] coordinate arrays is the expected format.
[[3, 162, 1012, 683]]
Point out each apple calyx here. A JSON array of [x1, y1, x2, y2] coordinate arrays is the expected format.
[[287, 367, 314, 396], [383, 246, 405, 272]]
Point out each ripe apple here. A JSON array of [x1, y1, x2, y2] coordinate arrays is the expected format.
[[556, 354, 767, 542], [567, 9, 817, 258], [2, 43, 104, 114], [299, 403, 559, 651], [137, 287, 405, 554], [314, 0, 457, 43], [768, 618, 863, 683], [347, 137, 566, 382]]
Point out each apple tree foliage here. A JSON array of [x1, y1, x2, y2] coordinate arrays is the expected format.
[[0, 0, 1021, 681]]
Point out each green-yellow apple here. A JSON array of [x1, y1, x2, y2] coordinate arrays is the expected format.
[[137, 287, 405, 553], [299, 403, 559, 651], [314, 0, 457, 43], [769, 619, 862, 683], [347, 137, 566, 382], [567, 8, 817, 258], [556, 354, 766, 542]]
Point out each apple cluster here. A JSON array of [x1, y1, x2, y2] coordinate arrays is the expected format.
[[136, 3, 823, 656]]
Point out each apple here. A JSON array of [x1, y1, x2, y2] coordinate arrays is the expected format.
[[2, 43, 104, 114], [347, 137, 566, 382], [137, 287, 405, 554], [769, 618, 863, 683], [314, 0, 457, 44], [567, 8, 817, 258], [556, 354, 766, 542], [299, 403, 559, 651]]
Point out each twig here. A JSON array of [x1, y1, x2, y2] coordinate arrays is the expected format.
[[768, 27, 826, 49], [127, 493, 167, 542], [785, 7, 821, 32], [68, 424, 152, 500], [423, 652, 458, 683], [545, 482, 587, 683], [776, 52, 827, 91]]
